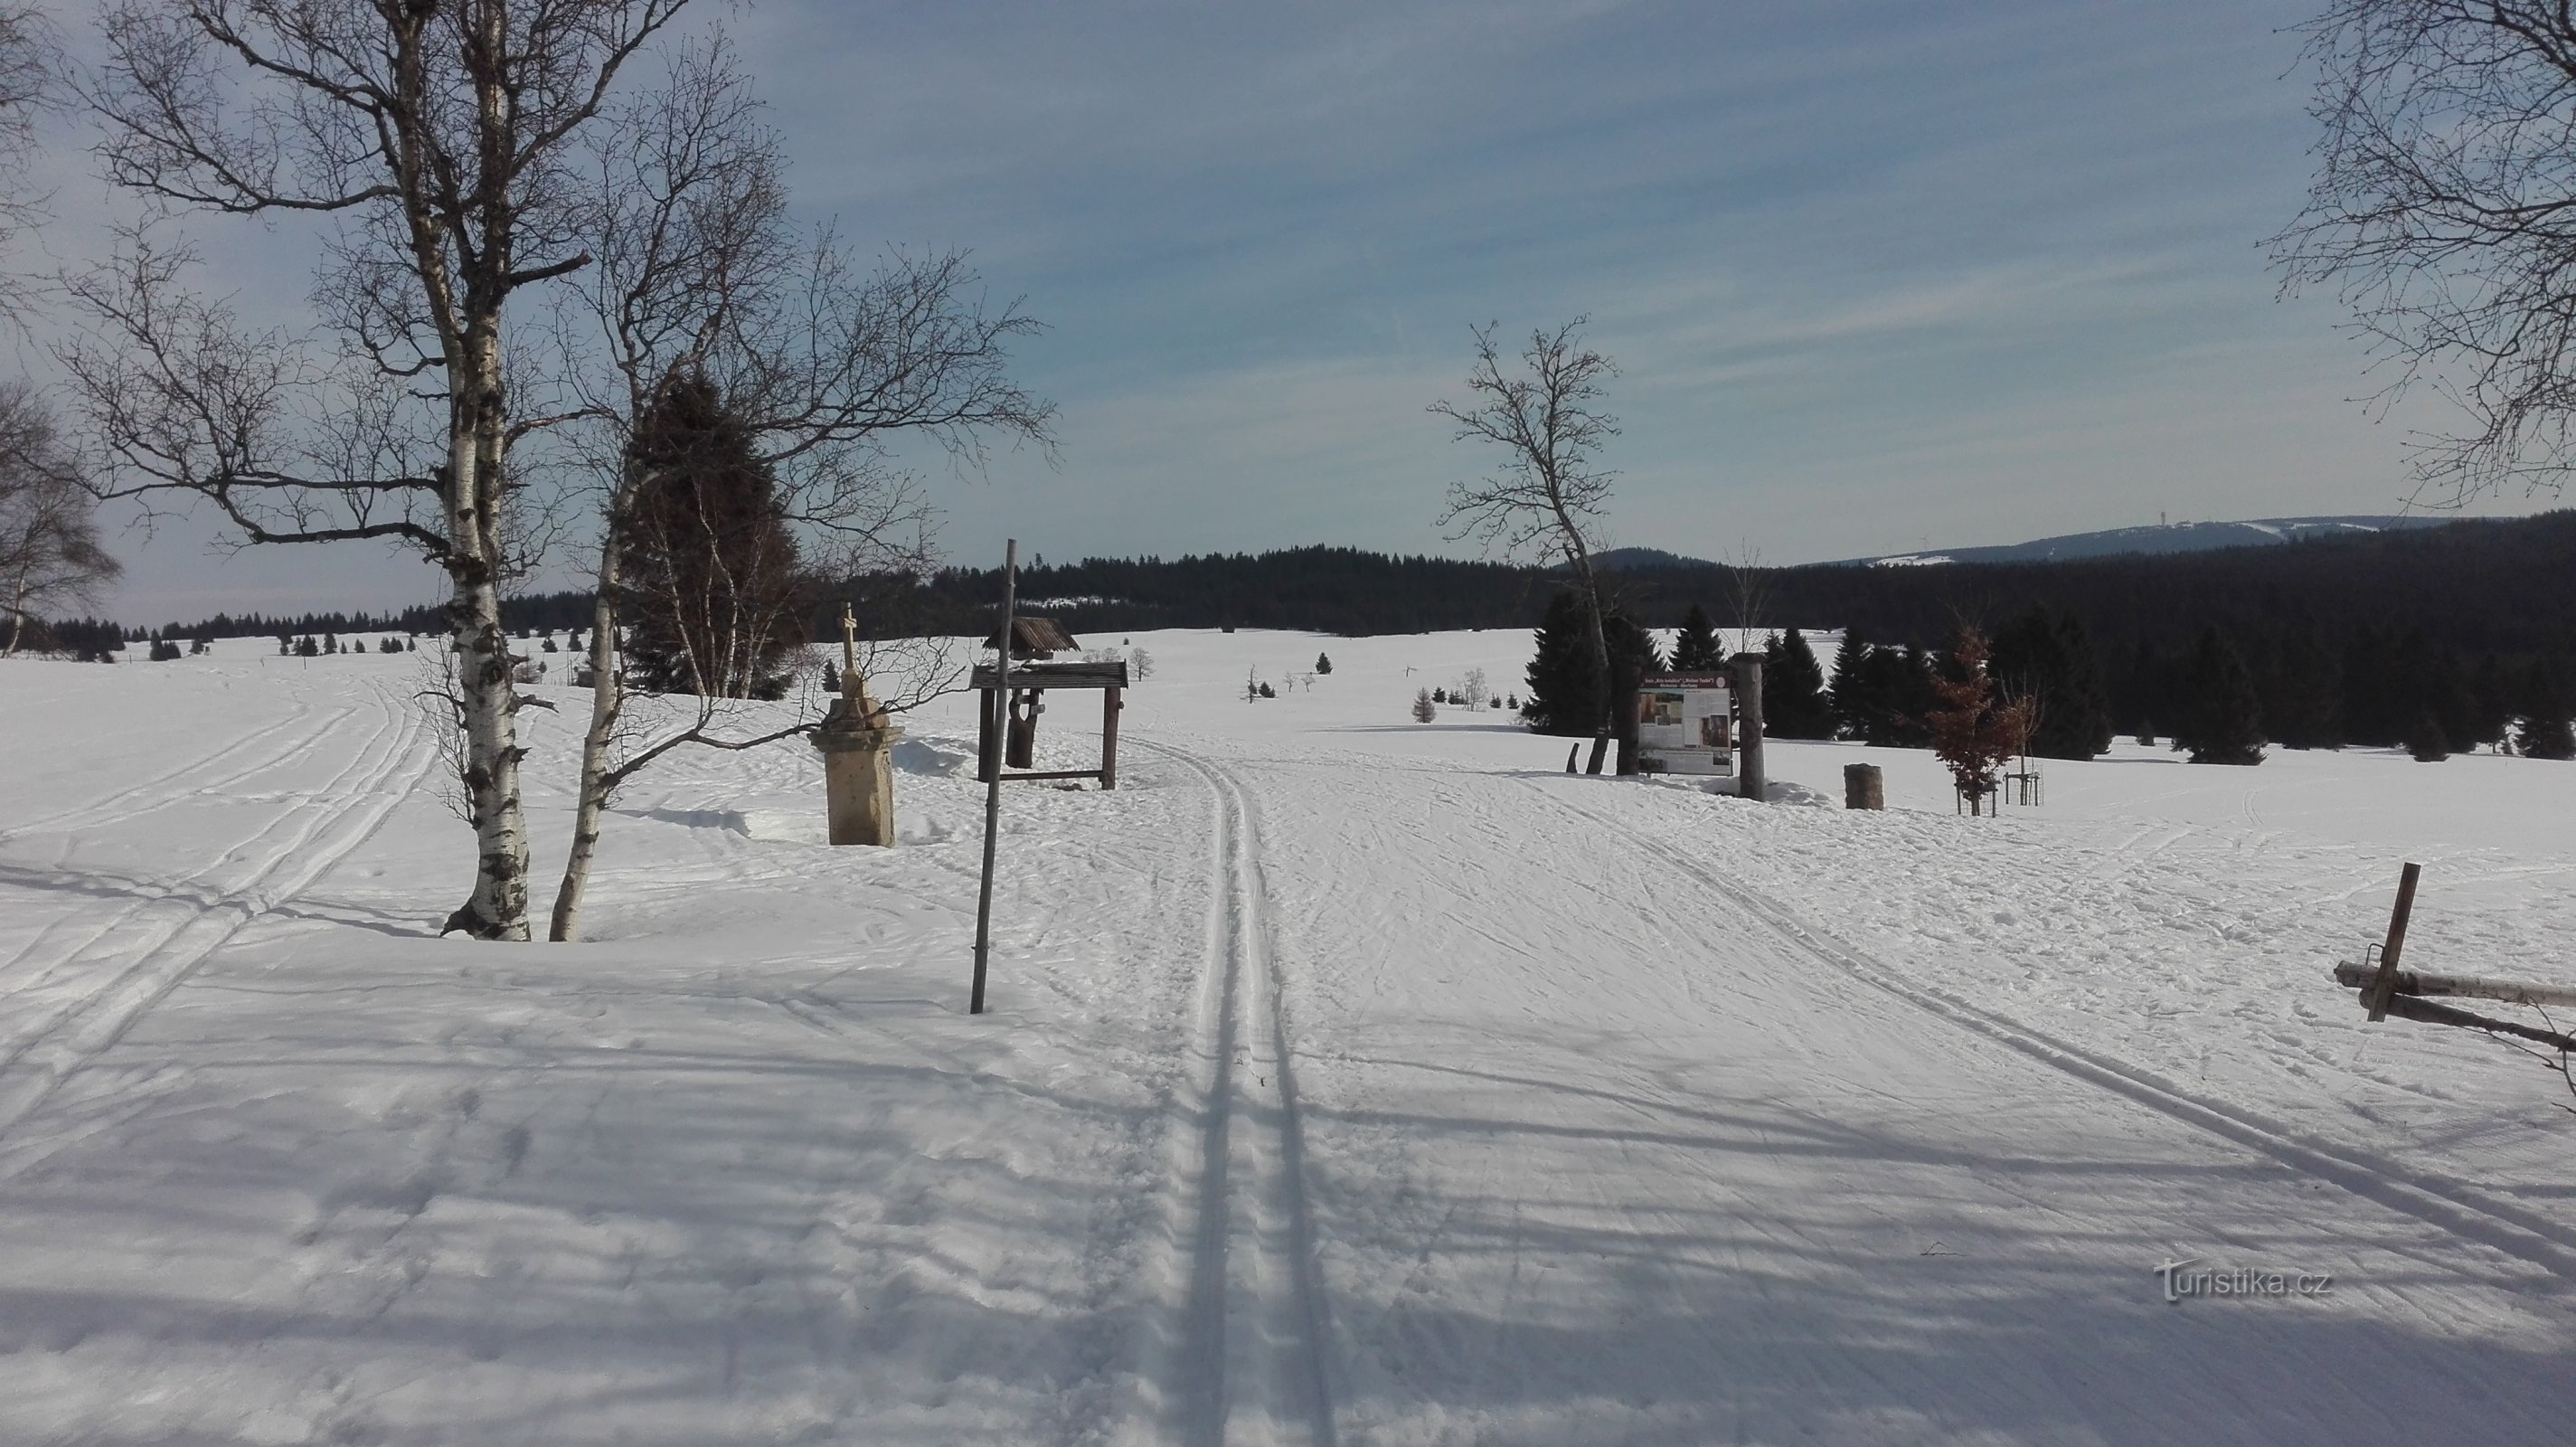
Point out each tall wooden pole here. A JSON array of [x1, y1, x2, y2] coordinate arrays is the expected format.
[[971, 540, 1018, 1015]]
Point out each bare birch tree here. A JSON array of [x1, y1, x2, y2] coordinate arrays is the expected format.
[[1432, 318, 1621, 772], [0, 384, 117, 655], [2276, 1, 2576, 502], [63, 0, 693, 939], [545, 41, 1051, 941]]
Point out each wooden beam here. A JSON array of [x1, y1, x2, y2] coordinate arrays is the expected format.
[[2373, 992, 2576, 1053], [2331, 960, 2576, 1010], [997, 769, 1109, 782], [970, 660, 1128, 689]]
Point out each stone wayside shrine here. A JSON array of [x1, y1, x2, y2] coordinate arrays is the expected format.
[[974, 618, 1128, 789], [813, 605, 904, 846]]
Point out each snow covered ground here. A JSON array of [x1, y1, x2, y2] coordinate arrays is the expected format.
[[0, 629, 2570, 1444]]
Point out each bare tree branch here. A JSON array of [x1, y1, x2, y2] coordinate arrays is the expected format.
[[2276, 1, 2576, 502]]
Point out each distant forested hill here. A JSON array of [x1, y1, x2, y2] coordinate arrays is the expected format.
[[128, 510, 2576, 674]]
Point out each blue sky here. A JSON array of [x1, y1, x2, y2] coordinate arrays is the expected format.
[[56, 0, 2555, 620]]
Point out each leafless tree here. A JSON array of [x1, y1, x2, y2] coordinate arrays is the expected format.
[[0, 385, 116, 655], [2275, 1, 2576, 503], [0, 4, 55, 326], [544, 40, 1052, 941], [1433, 318, 1621, 771], [1723, 541, 1774, 658], [64, 0, 696, 939]]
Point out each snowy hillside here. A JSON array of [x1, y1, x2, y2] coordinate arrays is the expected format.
[[1, 631, 2571, 1444], [1835, 515, 2447, 567]]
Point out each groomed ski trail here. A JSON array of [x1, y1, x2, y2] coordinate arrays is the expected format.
[[1533, 780, 2576, 1281], [0, 686, 438, 1167], [1126, 739, 1336, 1447]]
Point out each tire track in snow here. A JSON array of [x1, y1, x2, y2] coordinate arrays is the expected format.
[[0, 687, 439, 1163], [1533, 781, 2576, 1282], [1126, 738, 1336, 1447]]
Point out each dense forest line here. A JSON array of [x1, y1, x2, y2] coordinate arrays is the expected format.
[[51, 511, 2576, 756]]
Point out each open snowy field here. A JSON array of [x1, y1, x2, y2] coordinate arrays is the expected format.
[[1, 628, 2571, 1445]]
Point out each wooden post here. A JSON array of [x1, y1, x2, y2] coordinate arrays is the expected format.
[[976, 686, 1001, 783], [1101, 687, 1122, 790], [972, 540, 1018, 1017], [1006, 687, 1042, 769], [1731, 652, 1766, 801], [1844, 762, 1882, 810], [2364, 861, 2422, 1023]]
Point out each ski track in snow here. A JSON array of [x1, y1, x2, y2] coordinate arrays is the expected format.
[[1533, 783, 2576, 1281], [1126, 738, 1336, 1447], [0, 696, 360, 846], [0, 685, 434, 1168]]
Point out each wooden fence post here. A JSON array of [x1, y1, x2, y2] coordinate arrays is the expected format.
[[1101, 687, 1122, 790], [2364, 861, 2422, 1023]]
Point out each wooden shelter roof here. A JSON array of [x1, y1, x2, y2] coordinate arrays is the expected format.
[[984, 617, 1078, 657]]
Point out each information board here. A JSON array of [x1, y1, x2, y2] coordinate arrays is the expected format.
[[1635, 672, 1733, 775]]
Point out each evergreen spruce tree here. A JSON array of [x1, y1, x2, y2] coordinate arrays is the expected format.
[[1762, 628, 1833, 738], [2340, 624, 2402, 746], [2264, 619, 2342, 750], [2406, 710, 2450, 761], [1826, 629, 1873, 739], [1315, 652, 1332, 675], [2467, 652, 2513, 752], [1513, 599, 1664, 745], [620, 373, 807, 700], [821, 660, 840, 694], [1990, 604, 2112, 759], [2516, 657, 2575, 760], [2175, 627, 2264, 765], [1672, 603, 1722, 671], [1891, 643, 1939, 747]]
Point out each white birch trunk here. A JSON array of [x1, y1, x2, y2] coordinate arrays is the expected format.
[[440, 331, 533, 941], [551, 531, 625, 942]]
